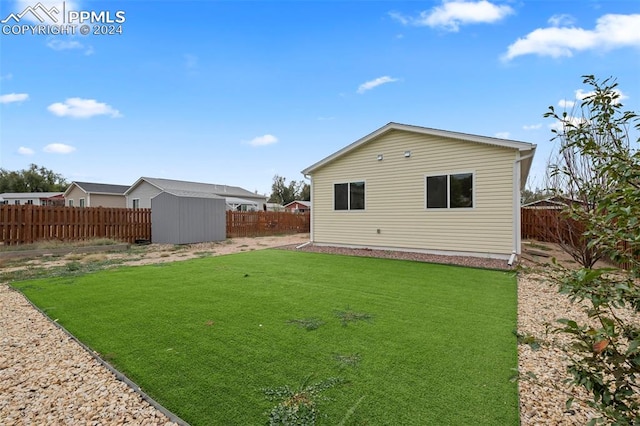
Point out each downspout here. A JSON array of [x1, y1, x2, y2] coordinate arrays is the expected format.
[[511, 151, 535, 264], [304, 174, 313, 245]]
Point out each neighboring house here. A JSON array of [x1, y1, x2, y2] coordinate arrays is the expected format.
[[64, 181, 129, 208], [283, 200, 311, 213], [521, 196, 578, 210], [301, 122, 537, 260], [265, 203, 284, 212], [124, 177, 268, 211], [0, 192, 64, 206]]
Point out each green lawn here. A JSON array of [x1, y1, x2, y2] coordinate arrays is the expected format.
[[13, 250, 519, 425]]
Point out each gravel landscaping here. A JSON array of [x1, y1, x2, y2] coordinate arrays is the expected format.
[[0, 236, 618, 424]]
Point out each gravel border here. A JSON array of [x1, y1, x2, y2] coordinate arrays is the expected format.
[[0, 283, 183, 425], [278, 243, 513, 270]]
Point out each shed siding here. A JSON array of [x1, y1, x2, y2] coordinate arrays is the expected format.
[[151, 193, 226, 244], [127, 181, 162, 209], [310, 129, 517, 257]]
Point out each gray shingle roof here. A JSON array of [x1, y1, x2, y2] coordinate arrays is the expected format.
[[140, 177, 265, 199], [73, 182, 130, 195]]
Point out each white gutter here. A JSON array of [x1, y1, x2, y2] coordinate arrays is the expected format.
[[512, 151, 536, 258]]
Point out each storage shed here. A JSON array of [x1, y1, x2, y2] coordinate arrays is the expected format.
[[151, 191, 226, 244]]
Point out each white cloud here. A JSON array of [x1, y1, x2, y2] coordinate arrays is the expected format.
[[18, 147, 35, 155], [503, 13, 640, 61], [523, 124, 542, 130], [558, 99, 575, 108], [248, 134, 278, 147], [390, 1, 514, 32], [0, 73, 13, 80], [12, 0, 78, 24], [494, 131, 510, 139], [549, 116, 587, 132], [548, 14, 575, 27], [357, 76, 399, 94], [46, 38, 94, 55], [0, 93, 29, 104], [47, 98, 122, 118], [44, 143, 76, 154]]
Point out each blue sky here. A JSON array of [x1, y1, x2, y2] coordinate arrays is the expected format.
[[1, 0, 638, 195]]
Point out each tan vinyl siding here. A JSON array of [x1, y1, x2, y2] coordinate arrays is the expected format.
[[126, 181, 162, 209], [88, 194, 126, 208], [310, 129, 517, 256], [65, 186, 86, 207]]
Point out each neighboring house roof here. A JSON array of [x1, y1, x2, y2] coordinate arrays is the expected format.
[[301, 122, 537, 188], [125, 177, 266, 200], [65, 181, 130, 196], [0, 192, 64, 199], [522, 195, 582, 209], [284, 200, 311, 208]]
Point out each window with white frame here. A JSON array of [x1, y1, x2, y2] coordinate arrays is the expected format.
[[132, 199, 140, 209], [334, 181, 365, 210], [79, 198, 86, 207], [426, 173, 473, 209], [68, 199, 74, 207]]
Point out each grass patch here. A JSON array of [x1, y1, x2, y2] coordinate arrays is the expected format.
[[287, 317, 326, 331], [13, 250, 519, 425]]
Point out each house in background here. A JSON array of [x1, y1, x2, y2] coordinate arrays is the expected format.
[[301, 122, 536, 260], [0, 192, 64, 206], [124, 177, 267, 211], [64, 182, 129, 208], [265, 202, 284, 212], [283, 200, 311, 213]]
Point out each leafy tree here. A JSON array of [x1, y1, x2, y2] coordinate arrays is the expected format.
[[0, 164, 68, 193], [268, 175, 305, 205], [299, 182, 310, 201], [546, 75, 640, 424]]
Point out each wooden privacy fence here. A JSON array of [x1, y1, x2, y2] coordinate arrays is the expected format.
[[0, 205, 151, 245], [226, 211, 310, 238], [521, 208, 637, 270]]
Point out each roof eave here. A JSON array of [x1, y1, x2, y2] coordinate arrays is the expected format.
[[301, 122, 538, 175]]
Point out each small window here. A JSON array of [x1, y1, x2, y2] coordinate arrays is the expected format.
[[79, 198, 85, 208], [334, 181, 365, 210], [26, 200, 34, 205], [132, 199, 140, 209], [426, 173, 473, 209], [68, 199, 74, 207], [14, 200, 20, 205]]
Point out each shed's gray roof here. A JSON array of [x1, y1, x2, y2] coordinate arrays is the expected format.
[[127, 177, 266, 200], [159, 190, 224, 199], [70, 182, 130, 195]]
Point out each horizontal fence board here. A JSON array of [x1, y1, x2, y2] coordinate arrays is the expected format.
[[0, 205, 151, 245]]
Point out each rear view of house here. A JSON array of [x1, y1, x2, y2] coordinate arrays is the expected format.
[[302, 122, 536, 259]]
